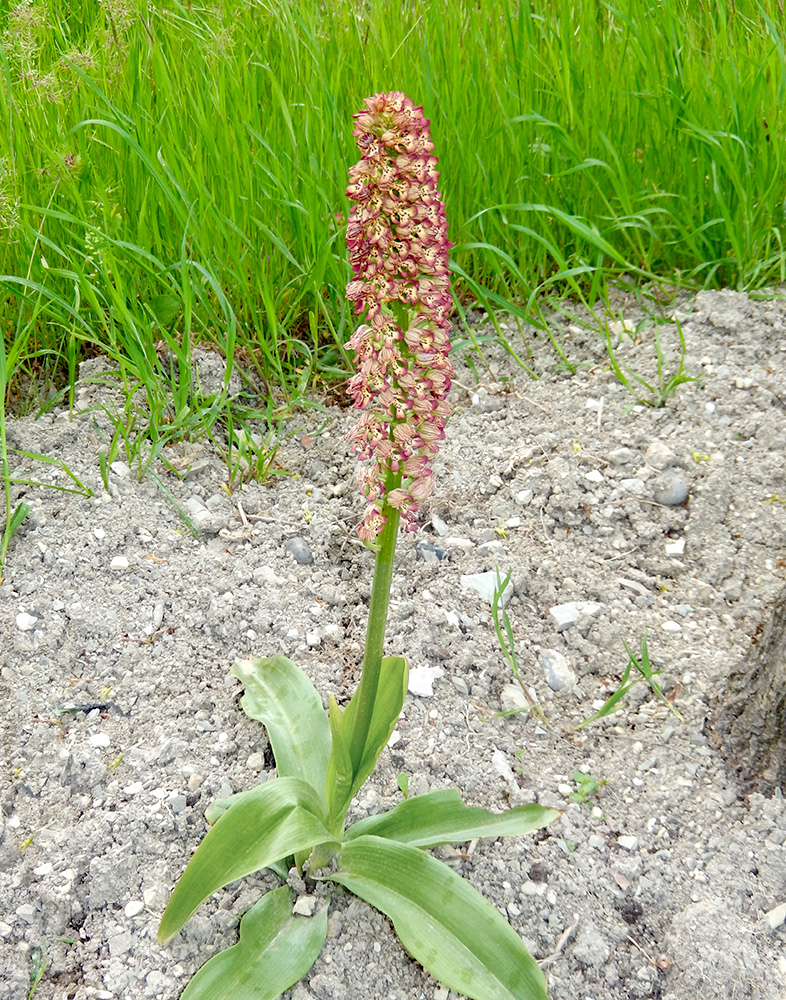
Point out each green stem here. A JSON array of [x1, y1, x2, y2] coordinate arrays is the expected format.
[[348, 485, 401, 769], [347, 301, 409, 771]]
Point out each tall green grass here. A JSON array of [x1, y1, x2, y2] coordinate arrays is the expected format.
[[1, 0, 785, 398]]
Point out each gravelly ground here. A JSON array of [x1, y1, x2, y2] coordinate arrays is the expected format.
[[1, 287, 786, 1000]]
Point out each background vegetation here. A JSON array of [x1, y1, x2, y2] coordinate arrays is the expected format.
[[1, 0, 785, 409]]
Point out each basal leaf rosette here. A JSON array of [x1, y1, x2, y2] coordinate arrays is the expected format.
[[345, 91, 453, 543]]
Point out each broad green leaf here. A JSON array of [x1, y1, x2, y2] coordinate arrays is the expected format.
[[354, 655, 408, 787], [159, 777, 337, 944], [345, 789, 559, 848], [233, 657, 332, 807], [325, 694, 354, 827], [325, 656, 407, 828], [181, 886, 327, 1000], [205, 793, 301, 876], [327, 836, 548, 1000]]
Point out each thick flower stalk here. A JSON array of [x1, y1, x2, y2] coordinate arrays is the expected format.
[[345, 91, 453, 541]]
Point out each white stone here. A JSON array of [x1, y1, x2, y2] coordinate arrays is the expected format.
[[765, 902, 786, 929], [125, 899, 145, 918], [516, 489, 534, 505], [585, 469, 604, 484], [110, 556, 129, 571], [665, 539, 686, 555], [540, 649, 575, 692], [608, 318, 635, 337], [460, 571, 514, 606], [620, 478, 646, 495], [185, 496, 207, 514], [93, 527, 106, 539], [191, 509, 213, 529], [661, 620, 681, 633], [617, 835, 639, 851], [110, 460, 130, 478], [34, 863, 54, 876], [90, 733, 111, 748], [16, 612, 38, 631], [292, 896, 318, 917], [16, 903, 36, 923], [618, 577, 649, 597], [499, 682, 531, 713], [645, 440, 676, 470], [445, 536, 473, 551], [491, 749, 516, 784], [430, 513, 449, 536], [408, 665, 444, 697], [550, 603, 580, 630]]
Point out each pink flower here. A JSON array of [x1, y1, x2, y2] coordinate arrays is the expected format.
[[345, 92, 453, 540]]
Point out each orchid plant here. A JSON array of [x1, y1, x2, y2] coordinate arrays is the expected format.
[[158, 92, 557, 1000]]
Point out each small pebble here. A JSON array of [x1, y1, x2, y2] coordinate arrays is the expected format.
[[765, 902, 786, 929], [124, 900, 145, 918], [416, 541, 449, 562], [285, 537, 313, 565], [617, 835, 639, 851], [430, 513, 449, 536], [408, 665, 444, 697], [653, 472, 689, 506], [540, 649, 575, 692], [89, 733, 111, 748], [451, 675, 469, 695], [293, 896, 318, 917], [15, 612, 37, 631], [168, 793, 187, 814], [110, 556, 129, 571], [16, 903, 36, 923], [645, 440, 676, 470]]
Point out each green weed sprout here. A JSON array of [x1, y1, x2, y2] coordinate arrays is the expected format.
[[603, 315, 698, 409], [159, 92, 558, 1000], [574, 633, 681, 731], [569, 771, 606, 807], [491, 568, 547, 721]]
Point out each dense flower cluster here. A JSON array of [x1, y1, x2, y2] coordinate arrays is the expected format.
[[345, 91, 453, 541]]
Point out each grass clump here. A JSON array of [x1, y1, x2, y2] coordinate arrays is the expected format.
[[1, 0, 786, 401]]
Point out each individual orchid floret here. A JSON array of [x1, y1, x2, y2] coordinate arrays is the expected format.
[[345, 91, 453, 540]]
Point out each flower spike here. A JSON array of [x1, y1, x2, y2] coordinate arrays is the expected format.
[[345, 92, 453, 540]]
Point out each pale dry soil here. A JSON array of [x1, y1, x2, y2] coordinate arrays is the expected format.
[[1, 288, 786, 1000]]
